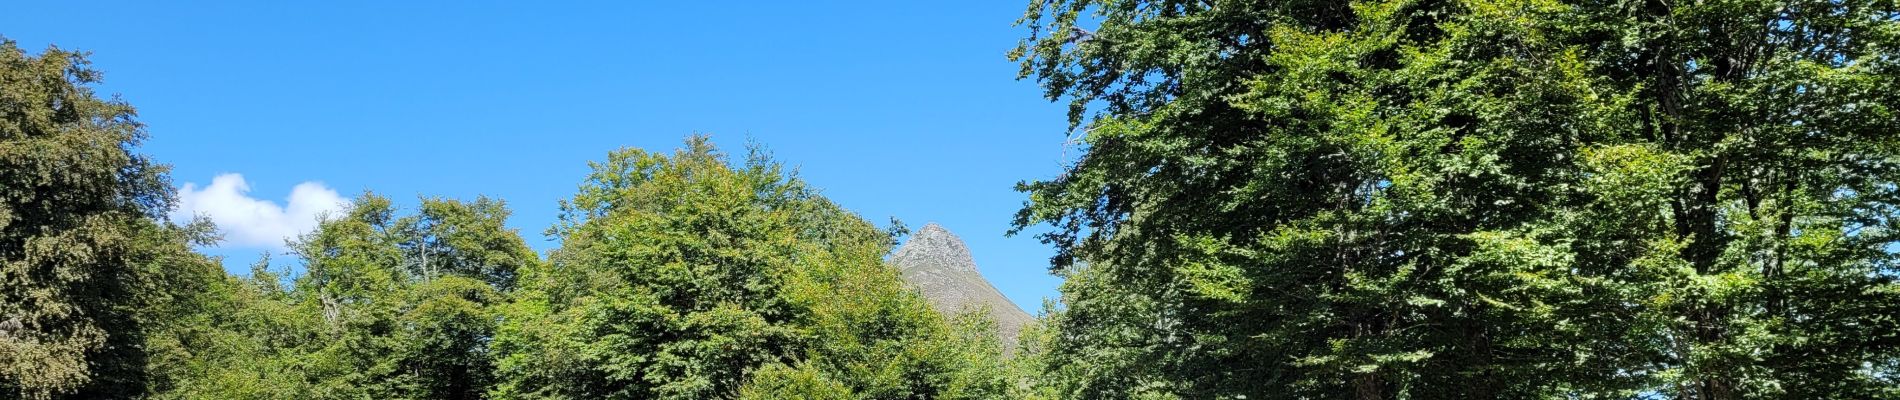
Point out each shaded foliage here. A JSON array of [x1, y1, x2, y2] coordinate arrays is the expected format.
[[0, 39, 223, 400]]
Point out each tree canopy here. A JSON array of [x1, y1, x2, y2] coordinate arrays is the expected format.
[[491, 137, 1017, 399], [0, 42, 1025, 397], [1011, 0, 1900, 398], [5, 1, 1899, 398], [0, 39, 223, 399]]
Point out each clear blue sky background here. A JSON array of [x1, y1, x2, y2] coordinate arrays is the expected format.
[[2, 1, 1072, 311]]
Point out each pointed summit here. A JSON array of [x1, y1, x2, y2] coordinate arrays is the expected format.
[[890, 223, 1034, 348], [893, 223, 977, 274]]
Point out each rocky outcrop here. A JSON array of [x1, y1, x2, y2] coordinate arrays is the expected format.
[[890, 223, 1034, 347]]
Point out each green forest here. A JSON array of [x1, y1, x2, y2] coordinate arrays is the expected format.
[[5, 0, 1900, 399]]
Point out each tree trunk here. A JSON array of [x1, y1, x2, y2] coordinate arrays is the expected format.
[[1353, 373, 1384, 400]]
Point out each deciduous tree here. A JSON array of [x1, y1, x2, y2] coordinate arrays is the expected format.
[[1010, 1, 1900, 398]]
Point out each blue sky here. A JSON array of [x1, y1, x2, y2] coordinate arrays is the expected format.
[[2, 1, 1072, 311]]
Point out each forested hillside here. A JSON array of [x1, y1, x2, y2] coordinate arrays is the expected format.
[[4, 0, 1900, 399]]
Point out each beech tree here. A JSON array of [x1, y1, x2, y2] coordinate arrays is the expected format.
[[1011, 0, 1900, 398], [151, 194, 537, 399], [491, 137, 1015, 399], [0, 40, 223, 399]]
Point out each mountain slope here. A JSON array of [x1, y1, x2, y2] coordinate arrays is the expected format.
[[890, 223, 1035, 347]]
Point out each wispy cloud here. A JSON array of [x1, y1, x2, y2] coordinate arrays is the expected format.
[[171, 174, 349, 249]]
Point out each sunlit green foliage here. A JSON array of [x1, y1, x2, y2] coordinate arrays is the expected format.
[[149, 195, 535, 399], [1011, 0, 1900, 398], [14, 1, 1895, 397], [140, 138, 1024, 400], [492, 137, 1015, 399]]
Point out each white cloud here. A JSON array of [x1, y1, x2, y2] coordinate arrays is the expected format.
[[171, 174, 350, 249]]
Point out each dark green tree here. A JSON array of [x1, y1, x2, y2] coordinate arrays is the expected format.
[[1561, 1, 1900, 397], [1011, 0, 1900, 398], [0, 39, 223, 399]]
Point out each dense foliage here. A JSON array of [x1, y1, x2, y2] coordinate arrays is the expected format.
[[7, 0, 1900, 398], [1011, 0, 1900, 398], [0, 39, 1021, 399], [0, 40, 223, 399], [489, 138, 1016, 399], [144, 140, 1023, 400], [143, 193, 535, 399]]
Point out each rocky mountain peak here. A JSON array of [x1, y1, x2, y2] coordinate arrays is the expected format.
[[892, 223, 977, 274], [890, 222, 1034, 349]]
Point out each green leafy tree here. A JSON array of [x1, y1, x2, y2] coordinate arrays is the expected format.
[[292, 195, 534, 399], [147, 257, 326, 399], [395, 275, 504, 400], [737, 362, 856, 400], [151, 194, 535, 399], [396, 197, 538, 292], [0, 39, 224, 399], [1011, 0, 1900, 399], [1558, 2, 1900, 397], [492, 137, 1015, 399]]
